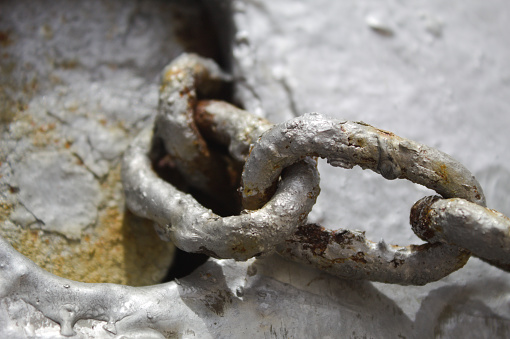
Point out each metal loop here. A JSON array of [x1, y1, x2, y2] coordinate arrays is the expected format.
[[122, 54, 504, 284], [241, 112, 486, 210], [122, 54, 321, 261], [242, 112, 485, 283], [153, 53, 235, 199], [278, 224, 470, 286], [194, 100, 273, 163], [411, 196, 510, 272], [123, 54, 321, 260], [122, 127, 320, 260]]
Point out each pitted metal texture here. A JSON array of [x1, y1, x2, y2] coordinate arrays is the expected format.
[[2, 52, 510, 338], [122, 54, 510, 284], [122, 54, 323, 260], [411, 196, 510, 271], [241, 112, 486, 210], [122, 126, 320, 260]]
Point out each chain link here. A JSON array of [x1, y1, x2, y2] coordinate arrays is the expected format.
[[122, 53, 510, 285], [411, 196, 510, 271], [122, 54, 320, 260]]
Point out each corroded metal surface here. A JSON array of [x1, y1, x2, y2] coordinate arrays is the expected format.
[[0, 235, 422, 338], [234, 112, 489, 284], [194, 100, 272, 163], [0, 0, 177, 287], [411, 196, 510, 271], [1, 0, 510, 335], [123, 54, 320, 260], [241, 112, 486, 210], [153, 53, 234, 198], [122, 126, 320, 260], [278, 224, 469, 285], [123, 54, 507, 287]]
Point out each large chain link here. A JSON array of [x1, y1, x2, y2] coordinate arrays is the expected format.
[[122, 54, 510, 285]]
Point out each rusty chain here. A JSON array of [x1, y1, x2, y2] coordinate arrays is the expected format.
[[122, 53, 510, 285]]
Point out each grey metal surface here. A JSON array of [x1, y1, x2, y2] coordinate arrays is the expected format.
[[1, 0, 510, 338], [122, 121, 319, 260], [0, 0, 178, 287], [412, 196, 510, 271], [0, 236, 419, 338], [232, 1, 510, 336], [241, 112, 485, 209]]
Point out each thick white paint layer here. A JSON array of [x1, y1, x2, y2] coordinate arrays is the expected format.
[[232, 0, 510, 245], [0, 0, 509, 337], [232, 0, 510, 332]]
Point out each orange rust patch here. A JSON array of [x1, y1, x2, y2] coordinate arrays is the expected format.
[[160, 68, 186, 92], [350, 251, 367, 264], [194, 100, 216, 132], [436, 163, 450, 184], [331, 257, 347, 264], [1, 164, 175, 286], [0, 31, 13, 47], [180, 86, 193, 97], [293, 224, 330, 255], [410, 196, 440, 241], [163, 67, 185, 82], [375, 128, 395, 137], [332, 229, 361, 245], [347, 135, 367, 148], [0, 202, 13, 222], [38, 123, 56, 133]]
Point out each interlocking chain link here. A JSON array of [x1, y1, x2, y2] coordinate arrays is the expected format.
[[411, 196, 510, 271], [241, 112, 485, 209], [122, 54, 510, 285], [122, 54, 320, 260]]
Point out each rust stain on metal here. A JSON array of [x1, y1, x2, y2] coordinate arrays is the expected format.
[[410, 195, 441, 241], [374, 127, 395, 138], [436, 163, 451, 184], [0, 31, 13, 47], [332, 229, 361, 245], [232, 243, 247, 253], [390, 258, 404, 268], [202, 290, 233, 317], [347, 135, 366, 148], [350, 252, 367, 264], [293, 224, 330, 255]]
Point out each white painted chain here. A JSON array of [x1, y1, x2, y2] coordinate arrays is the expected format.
[[122, 54, 510, 284], [1, 53, 509, 338]]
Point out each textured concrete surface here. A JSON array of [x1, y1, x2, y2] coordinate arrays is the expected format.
[[0, 0, 177, 285], [14, 151, 101, 239]]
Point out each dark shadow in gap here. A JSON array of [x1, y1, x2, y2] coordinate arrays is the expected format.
[[161, 0, 236, 282], [163, 248, 210, 281], [170, 0, 234, 73]]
